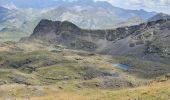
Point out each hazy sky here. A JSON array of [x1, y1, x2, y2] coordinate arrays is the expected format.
[[95, 0, 170, 14]]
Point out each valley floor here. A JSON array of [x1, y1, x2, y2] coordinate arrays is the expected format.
[[0, 42, 169, 100]]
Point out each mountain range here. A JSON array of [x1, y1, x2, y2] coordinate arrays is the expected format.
[[23, 17, 170, 64], [0, 0, 157, 41]]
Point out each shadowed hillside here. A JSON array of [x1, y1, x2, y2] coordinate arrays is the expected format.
[[24, 18, 170, 63]]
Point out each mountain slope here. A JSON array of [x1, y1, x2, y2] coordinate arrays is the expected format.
[[148, 13, 170, 22], [0, 0, 157, 41], [0, 6, 42, 41], [40, 0, 156, 29], [25, 19, 170, 62]]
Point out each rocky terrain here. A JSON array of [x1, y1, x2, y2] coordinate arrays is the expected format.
[[25, 15, 170, 64]]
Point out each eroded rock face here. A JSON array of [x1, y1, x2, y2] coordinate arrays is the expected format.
[[31, 19, 61, 41], [27, 19, 170, 58], [28, 19, 135, 51], [30, 19, 140, 40]]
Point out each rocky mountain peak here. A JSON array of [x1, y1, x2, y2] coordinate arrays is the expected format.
[[31, 19, 81, 40], [31, 19, 60, 37], [60, 20, 80, 31]]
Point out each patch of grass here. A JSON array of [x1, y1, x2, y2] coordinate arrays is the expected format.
[[0, 81, 169, 100]]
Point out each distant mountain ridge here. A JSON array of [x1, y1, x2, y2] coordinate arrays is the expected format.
[[0, 0, 156, 20], [148, 13, 170, 22], [0, 0, 157, 41]]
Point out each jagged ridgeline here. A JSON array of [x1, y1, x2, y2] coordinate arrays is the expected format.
[[22, 19, 170, 58]]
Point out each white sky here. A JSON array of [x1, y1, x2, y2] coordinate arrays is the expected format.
[[95, 0, 170, 14]]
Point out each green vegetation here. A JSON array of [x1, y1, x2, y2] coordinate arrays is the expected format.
[[0, 42, 169, 99]]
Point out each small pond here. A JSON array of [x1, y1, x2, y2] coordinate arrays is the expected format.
[[111, 73, 119, 77], [113, 64, 129, 69]]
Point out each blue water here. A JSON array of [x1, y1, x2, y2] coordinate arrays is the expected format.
[[113, 64, 129, 69], [111, 73, 119, 77]]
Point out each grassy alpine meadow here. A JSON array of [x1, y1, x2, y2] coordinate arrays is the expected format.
[[0, 42, 169, 100]]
